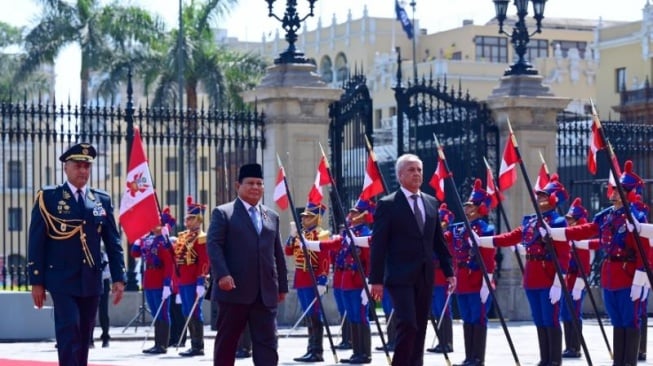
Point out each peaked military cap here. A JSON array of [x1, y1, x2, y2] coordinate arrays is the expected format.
[[59, 143, 97, 162]]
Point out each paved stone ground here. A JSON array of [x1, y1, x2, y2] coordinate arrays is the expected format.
[[0, 318, 647, 365]]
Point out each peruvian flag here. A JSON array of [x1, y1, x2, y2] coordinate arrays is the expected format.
[[360, 154, 384, 200], [587, 118, 605, 175], [606, 156, 621, 198], [485, 165, 503, 209], [533, 163, 550, 191], [428, 155, 449, 201], [307, 156, 331, 205], [499, 135, 519, 191], [274, 166, 289, 210], [119, 127, 161, 243]]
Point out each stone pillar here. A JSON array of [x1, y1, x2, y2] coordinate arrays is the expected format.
[[486, 74, 571, 320], [242, 63, 342, 326]]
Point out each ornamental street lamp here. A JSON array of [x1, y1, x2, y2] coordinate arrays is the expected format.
[[493, 0, 547, 76], [265, 0, 317, 64]]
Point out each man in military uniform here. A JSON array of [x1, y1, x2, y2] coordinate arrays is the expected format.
[[28, 142, 126, 366], [131, 207, 176, 354], [173, 196, 209, 357], [286, 202, 331, 363]]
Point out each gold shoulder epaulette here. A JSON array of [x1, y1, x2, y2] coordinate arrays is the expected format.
[[196, 232, 207, 245], [317, 229, 331, 240]]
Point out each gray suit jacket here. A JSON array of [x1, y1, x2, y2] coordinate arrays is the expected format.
[[206, 198, 288, 307]]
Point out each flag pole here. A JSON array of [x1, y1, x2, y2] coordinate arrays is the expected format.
[[278, 154, 339, 364], [483, 157, 524, 274], [539, 156, 612, 359], [434, 134, 521, 366], [590, 100, 653, 291], [505, 120, 593, 366]]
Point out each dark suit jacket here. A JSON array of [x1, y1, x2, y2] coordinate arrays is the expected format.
[[28, 184, 126, 296], [207, 198, 289, 307], [369, 189, 453, 286]]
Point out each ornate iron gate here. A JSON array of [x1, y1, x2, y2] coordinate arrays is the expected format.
[[328, 73, 374, 225]]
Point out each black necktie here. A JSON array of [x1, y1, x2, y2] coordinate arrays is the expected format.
[[411, 194, 424, 233], [76, 189, 85, 210]]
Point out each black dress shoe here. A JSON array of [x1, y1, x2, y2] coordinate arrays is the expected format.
[[426, 344, 453, 353], [179, 347, 204, 357], [561, 349, 581, 358], [143, 345, 167, 354], [293, 352, 324, 362], [335, 342, 353, 350], [235, 349, 252, 358], [639, 352, 647, 361], [102, 339, 109, 348], [347, 355, 372, 364], [375, 343, 395, 352]]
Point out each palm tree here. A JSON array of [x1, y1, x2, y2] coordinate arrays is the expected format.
[[14, 0, 164, 107]]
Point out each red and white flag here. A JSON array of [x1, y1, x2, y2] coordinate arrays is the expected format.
[[587, 118, 605, 175], [360, 154, 384, 200], [307, 156, 331, 205], [485, 164, 502, 209], [606, 156, 621, 198], [499, 135, 519, 191], [428, 155, 449, 201], [274, 166, 289, 210], [119, 127, 161, 243], [533, 163, 550, 191]]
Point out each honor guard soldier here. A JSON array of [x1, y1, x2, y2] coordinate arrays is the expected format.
[[548, 161, 653, 366], [310, 199, 375, 364], [478, 174, 570, 366], [131, 207, 176, 354], [449, 180, 496, 366], [28, 142, 126, 366], [173, 196, 209, 357], [427, 203, 456, 354], [286, 202, 331, 363]]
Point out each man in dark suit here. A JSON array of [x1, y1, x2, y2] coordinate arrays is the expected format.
[[28, 142, 126, 366], [369, 153, 456, 366], [207, 163, 289, 366]]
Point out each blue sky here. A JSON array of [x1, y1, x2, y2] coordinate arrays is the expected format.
[[0, 0, 647, 102]]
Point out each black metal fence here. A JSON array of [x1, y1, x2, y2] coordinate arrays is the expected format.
[[1, 75, 265, 290]]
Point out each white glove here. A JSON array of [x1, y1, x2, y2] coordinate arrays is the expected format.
[[175, 293, 182, 304], [638, 222, 653, 239], [626, 219, 641, 233], [353, 236, 370, 248], [549, 275, 562, 304], [304, 239, 321, 252], [196, 285, 206, 298], [361, 289, 369, 305], [572, 277, 585, 301], [538, 221, 552, 238], [161, 225, 170, 237], [317, 285, 327, 296], [477, 234, 494, 249], [480, 273, 493, 304], [162, 286, 171, 300], [549, 227, 567, 242], [643, 278, 651, 301], [289, 221, 298, 237], [631, 270, 647, 301]]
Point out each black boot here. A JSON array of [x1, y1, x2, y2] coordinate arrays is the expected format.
[[613, 327, 626, 366], [639, 312, 648, 361], [341, 323, 360, 363], [295, 315, 315, 361], [335, 318, 353, 350], [548, 326, 563, 366], [179, 318, 204, 357], [346, 323, 372, 364], [536, 326, 549, 366], [624, 327, 641, 366], [294, 314, 324, 362], [562, 321, 581, 358], [144, 321, 169, 354], [452, 323, 473, 364], [428, 316, 453, 353], [376, 313, 396, 352], [472, 324, 488, 366]]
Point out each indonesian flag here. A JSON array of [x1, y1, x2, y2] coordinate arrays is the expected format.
[[533, 163, 550, 191], [485, 165, 503, 209], [274, 166, 289, 210], [360, 155, 384, 200], [119, 127, 161, 243], [499, 135, 519, 191], [428, 155, 448, 201], [307, 156, 331, 205], [587, 118, 605, 175]]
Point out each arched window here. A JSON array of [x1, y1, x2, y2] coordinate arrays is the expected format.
[[320, 56, 333, 83], [335, 53, 348, 82]]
